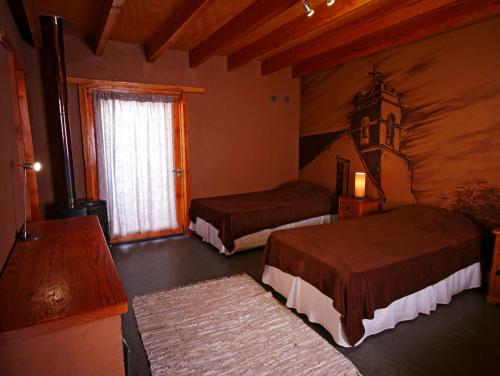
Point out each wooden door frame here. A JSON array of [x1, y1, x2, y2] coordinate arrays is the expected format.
[[0, 30, 41, 221], [71, 77, 202, 243]]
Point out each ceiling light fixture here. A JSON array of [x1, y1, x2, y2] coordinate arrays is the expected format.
[[301, 0, 315, 17], [326, 0, 336, 6]]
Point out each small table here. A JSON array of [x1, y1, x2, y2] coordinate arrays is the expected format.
[[487, 228, 500, 304], [338, 196, 380, 221], [0, 216, 128, 375]]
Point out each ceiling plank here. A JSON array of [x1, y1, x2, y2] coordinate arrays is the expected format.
[[189, 0, 302, 68], [262, 0, 468, 76], [227, 0, 375, 71], [146, 0, 214, 63], [292, 0, 500, 78], [94, 0, 126, 56]]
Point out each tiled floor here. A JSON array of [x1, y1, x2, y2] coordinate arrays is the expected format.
[[112, 235, 500, 376]]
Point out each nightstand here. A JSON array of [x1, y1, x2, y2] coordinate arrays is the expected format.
[[487, 228, 500, 304], [338, 196, 380, 221]]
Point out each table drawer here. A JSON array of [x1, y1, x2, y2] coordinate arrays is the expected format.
[[339, 200, 360, 215]]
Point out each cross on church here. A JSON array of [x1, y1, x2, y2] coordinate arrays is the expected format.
[[368, 64, 383, 89]]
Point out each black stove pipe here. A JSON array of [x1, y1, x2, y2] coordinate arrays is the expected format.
[[42, 16, 78, 210]]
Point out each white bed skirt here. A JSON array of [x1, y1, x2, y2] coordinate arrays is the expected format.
[[262, 262, 481, 347], [190, 215, 332, 255]]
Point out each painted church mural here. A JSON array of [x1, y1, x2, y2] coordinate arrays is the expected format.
[[300, 65, 416, 209], [299, 16, 500, 229]]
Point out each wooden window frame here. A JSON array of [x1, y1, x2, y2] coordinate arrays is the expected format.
[[0, 30, 41, 221], [70, 77, 203, 244]]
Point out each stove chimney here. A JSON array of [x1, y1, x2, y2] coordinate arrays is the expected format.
[[41, 16, 79, 213]]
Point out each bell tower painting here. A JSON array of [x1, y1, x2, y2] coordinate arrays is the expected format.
[[350, 65, 415, 207], [351, 65, 402, 153], [299, 65, 417, 209]]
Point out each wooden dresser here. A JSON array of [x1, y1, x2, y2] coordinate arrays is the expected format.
[[338, 196, 380, 221], [0, 216, 128, 375], [487, 228, 500, 304]]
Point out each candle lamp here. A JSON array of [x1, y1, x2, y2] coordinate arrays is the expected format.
[[354, 172, 366, 199]]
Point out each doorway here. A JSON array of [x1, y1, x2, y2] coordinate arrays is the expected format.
[[74, 79, 199, 243], [336, 157, 350, 196]]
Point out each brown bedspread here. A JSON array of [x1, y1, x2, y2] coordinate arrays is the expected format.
[[189, 181, 335, 252], [261, 205, 482, 345]]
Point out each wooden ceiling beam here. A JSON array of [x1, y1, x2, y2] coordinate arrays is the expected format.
[[262, 0, 467, 76], [7, 0, 41, 48], [227, 0, 375, 71], [22, 0, 41, 48], [189, 0, 302, 68], [146, 0, 214, 63], [292, 0, 500, 78], [94, 0, 126, 56]]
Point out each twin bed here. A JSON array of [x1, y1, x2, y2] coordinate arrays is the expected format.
[[189, 181, 335, 255], [189, 183, 483, 347]]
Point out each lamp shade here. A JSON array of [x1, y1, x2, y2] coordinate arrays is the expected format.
[[354, 172, 366, 198], [20, 162, 42, 172], [33, 162, 42, 172]]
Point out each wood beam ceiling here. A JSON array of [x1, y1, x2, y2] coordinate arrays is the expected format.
[[12, 0, 500, 75], [189, 0, 302, 68], [94, 0, 126, 56], [262, 0, 470, 76], [146, 0, 214, 63], [291, 0, 500, 77], [227, 0, 374, 71]]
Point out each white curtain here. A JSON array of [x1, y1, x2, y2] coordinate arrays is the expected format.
[[93, 91, 178, 238]]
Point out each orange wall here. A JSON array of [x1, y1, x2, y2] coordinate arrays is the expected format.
[[0, 0, 41, 270], [62, 35, 299, 202]]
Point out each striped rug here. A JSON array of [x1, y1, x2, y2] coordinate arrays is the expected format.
[[133, 274, 362, 376]]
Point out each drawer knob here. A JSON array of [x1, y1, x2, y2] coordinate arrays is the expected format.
[[496, 270, 500, 276]]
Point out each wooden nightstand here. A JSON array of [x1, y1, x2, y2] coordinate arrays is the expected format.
[[487, 228, 500, 304], [338, 196, 380, 221]]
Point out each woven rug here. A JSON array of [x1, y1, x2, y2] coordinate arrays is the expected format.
[[133, 274, 362, 376]]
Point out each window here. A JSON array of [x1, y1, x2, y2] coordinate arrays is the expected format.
[[386, 114, 395, 146]]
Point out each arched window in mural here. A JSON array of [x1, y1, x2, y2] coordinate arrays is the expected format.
[[386, 114, 395, 146], [360, 116, 370, 145]]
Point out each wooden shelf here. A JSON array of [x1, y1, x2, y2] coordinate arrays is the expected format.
[[0, 216, 128, 345]]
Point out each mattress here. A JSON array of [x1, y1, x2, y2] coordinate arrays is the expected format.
[[262, 262, 481, 347], [190, 214, 333, 255]]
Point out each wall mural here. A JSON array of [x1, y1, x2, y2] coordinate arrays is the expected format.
[[299, 16, 500, 230]]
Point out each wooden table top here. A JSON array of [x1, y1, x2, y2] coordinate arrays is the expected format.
[[0, 216, 128, 344]]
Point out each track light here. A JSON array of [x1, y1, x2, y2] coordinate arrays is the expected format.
[[326, 0, 336, 6], [301, 0, 315, 17]]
